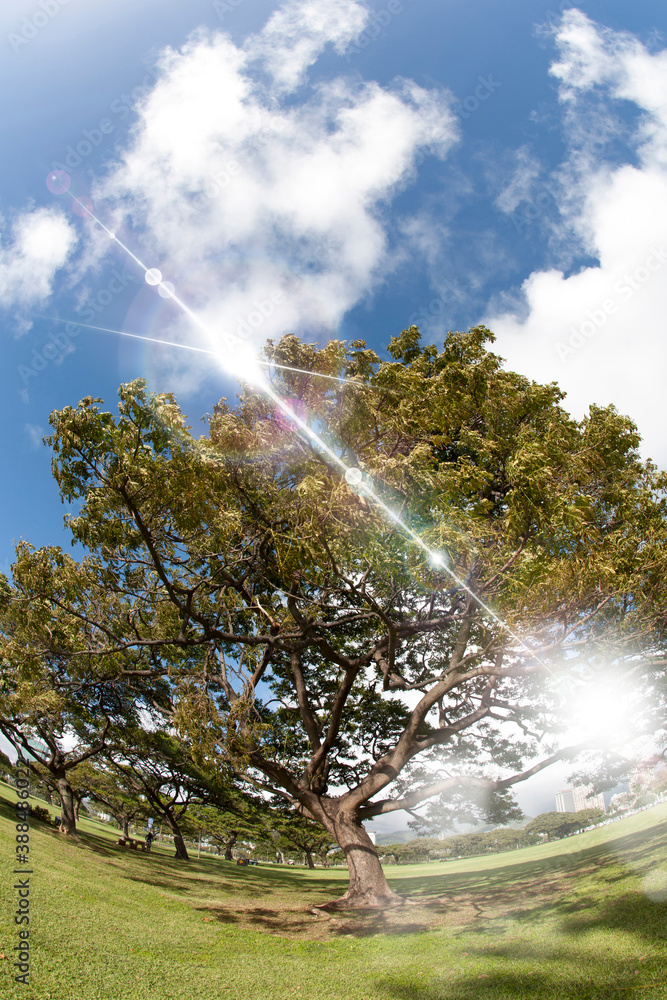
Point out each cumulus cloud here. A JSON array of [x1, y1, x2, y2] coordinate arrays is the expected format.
[[88, 0, 456, 378], [485, 10, 667, 467], [245, 0, 369, 93], [0, 208, 77, 319]]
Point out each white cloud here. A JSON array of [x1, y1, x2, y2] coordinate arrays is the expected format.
[[24, 423, 44, 449], [485, 11, 667, 468], [87, 0, 456, 384], [495, 146, 543, 215], [245, 0, 369, 93], [0, 208, 77, 318]]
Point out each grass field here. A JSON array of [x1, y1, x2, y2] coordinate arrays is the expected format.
[[0, 786, 666, 1000]]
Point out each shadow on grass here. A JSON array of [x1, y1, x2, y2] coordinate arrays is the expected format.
[[375, 966, 666, 1000], [560, 892, 667, 946], [123, 859, 338, 898]]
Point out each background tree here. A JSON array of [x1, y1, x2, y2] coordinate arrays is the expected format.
[[182, 795, 267, 860], [5, 326, 667, 906], [99, 728, 212, 860], [72, 760, 148, 839], [0, 647, 117, 837], [0, 556, 149, 835], [268, 804, 335, 868], [524, 808, 605, 842]]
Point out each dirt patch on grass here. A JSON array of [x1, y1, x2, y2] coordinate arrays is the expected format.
[[194, 869, 583, 940]]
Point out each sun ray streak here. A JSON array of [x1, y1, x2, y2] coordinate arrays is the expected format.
[[50, 189, 549, 670], [36, 318, 363, 386]]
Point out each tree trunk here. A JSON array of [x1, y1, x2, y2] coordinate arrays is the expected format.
[[121, 816, 130, 839], [145, 796, 189, 860], [162, 808, 189, 860], [56, 777, 77, 836], [323, 809, 403, 909], [224, 832, 237, 861], [304, 849, 315, 870], [173, 832, 189, 860]]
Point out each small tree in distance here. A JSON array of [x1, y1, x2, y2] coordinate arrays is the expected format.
[[4, 326, 667, 907], [73, 760, 148, 839], [268, 805, 335, 868]]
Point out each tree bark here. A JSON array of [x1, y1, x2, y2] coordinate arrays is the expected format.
[[304, 849, 315, 870], [160, 807, 189, 860], [322, 808, 403, 909], [56, 776, 77, 836], [224, 832, 238, 861], [142, 793, 189, 860], [173, 831, 189, 860]]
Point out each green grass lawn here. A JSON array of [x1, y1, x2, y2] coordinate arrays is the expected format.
[[0, 785, 666, 1000]]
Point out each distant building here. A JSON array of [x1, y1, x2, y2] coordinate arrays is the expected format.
[[555, 789, 575, 813], [556, 783, 606, 814], [572, 783, 606, 813]]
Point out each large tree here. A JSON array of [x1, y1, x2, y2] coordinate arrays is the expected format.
[[5, 326, 667, 906]]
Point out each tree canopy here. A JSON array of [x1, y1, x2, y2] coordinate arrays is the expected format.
[[1, 326, 665, 907]]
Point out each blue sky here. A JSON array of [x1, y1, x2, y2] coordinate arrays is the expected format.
[[1, 0, 666, 825]]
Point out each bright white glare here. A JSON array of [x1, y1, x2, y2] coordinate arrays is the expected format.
[[212, 337, 266, 388], [430, 552, 447, 568], [345, 467, 363, 486], [643, 869, 667, 903], [562, 672, 639, 748], [145, 268, 162, 286]]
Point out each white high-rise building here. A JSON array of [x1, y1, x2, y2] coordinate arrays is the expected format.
[[556, 783, 606, 814], [555, 789, 575, 813], [572, 783, 606, 813]]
